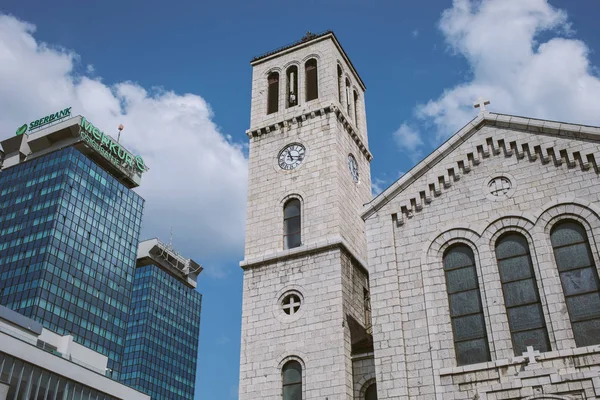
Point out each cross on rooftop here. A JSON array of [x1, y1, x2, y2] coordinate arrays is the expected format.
[[522, 346, 540, 364], [474, 97, 491, 112]]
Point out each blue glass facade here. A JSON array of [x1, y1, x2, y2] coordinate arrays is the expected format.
[[0, 147, 144, 379], [121, 264, 202, 400]]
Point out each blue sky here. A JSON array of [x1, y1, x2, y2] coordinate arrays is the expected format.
[[1, 1, 599, 399]]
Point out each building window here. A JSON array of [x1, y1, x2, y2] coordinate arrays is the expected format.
[[337, 65, 343, 104], [364, 383, 377, 400], [281, 292, 302, 315], [305, 59, 318, 101], [353, 90, 359, 127], [443, 244, 491, 366], [550, 220, 600, 347], [495, 233, 550, 355], [345, 78, 352, 117], [283, 199, 301, 249], [268, 72, 279, 115], [364, 287, 372, 335], [282, 360, 302, 400], [286, 66, 298, 108]]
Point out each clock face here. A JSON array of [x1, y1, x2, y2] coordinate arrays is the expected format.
[[278, 143, 306, 170], [348, 154, 359, 183]]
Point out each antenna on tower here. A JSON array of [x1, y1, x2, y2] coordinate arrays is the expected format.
[[117, 124, 124, 143], [168, 227, 174, 251]]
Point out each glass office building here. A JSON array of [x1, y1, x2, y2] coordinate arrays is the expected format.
[[121, 239, 203, 400], [0, 116, 146, 380]]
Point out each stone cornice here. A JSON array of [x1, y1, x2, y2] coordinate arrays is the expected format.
[[246, 102, 373, 162], [240, 235, 369, 275]]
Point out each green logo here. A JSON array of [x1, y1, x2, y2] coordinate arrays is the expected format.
[[16, 124, 28, 136], [79, 117, 147, 174]]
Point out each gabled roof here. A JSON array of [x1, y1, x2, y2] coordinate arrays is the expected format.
[[362, 112, 600, 220]]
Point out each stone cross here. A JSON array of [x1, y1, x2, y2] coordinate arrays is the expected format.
[[522, 346, 540, 364], [282, 296, 301, 315], [474, 97, 491, 112]]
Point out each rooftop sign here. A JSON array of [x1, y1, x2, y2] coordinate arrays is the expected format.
[[16, 107, 72, 135], [79, 117, 147, 176]]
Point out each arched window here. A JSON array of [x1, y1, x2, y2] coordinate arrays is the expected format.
[[282, 360, 302, 400], [495, 233, 550, 355], [286, 66, 298, 108], [267, 72, 279, 115], [353, 90, 359, 126], [337, 65, 343, 104], [345, 78, 352, 117], [283, 199, 301, 249], [364, 383, 377, 400], [305, 59, 318, 101], [443, 244, 491, 365], [550, 220, 600, 347]]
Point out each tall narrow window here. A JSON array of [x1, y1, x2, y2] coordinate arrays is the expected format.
[[443, 244, 491, 365], [551, 220, 600, 347], [364, 287, 372, 335], [282, 360, 302, 400], [305, 59, 318, 101], [495, 233, 550, 355], [283, 199, 301, 249], [337, 65, 343, 104], [286, 66, 298, 108], [353, 90, 359, 126], [345, 78, 352, 117], [267, 72, 279, 115], [364, 383, 377, 400]]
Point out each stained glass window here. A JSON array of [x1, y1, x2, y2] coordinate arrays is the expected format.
[[495, 233, 550, 355], [443, 244, 491, 365], [550, 221, 600, 347]]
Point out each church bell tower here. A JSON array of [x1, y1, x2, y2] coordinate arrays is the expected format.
[[239, 31, 374, 399]]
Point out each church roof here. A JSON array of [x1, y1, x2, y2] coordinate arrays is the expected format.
[[362, 112, 600, 220]]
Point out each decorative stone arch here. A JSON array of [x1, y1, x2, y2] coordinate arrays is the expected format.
[[355, 377, 377, 400], [276, 353, 306, 370], [264, 66, 283, 77], [522, 395, 574, 400], [421, 227, 498, 370], [534, 199, 600, 349], [479, 215, 555, 358], [300, 53, 322, 64]]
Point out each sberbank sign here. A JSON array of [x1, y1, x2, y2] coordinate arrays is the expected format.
[[16, 107, 72, 135], [80, 117, 146, 174]]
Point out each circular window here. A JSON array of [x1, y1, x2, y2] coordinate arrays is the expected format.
[[281, 293, 302, 315], [488, 176, 511, 197]]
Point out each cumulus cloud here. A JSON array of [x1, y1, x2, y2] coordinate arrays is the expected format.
[[398, 0, 600, 157], [393, 123, 424, 162], [0, 15, 248, 273]]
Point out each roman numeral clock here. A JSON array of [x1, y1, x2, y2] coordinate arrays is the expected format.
[[278, 143, 306, 170]]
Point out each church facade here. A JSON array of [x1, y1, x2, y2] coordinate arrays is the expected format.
[[239, 31, 600, 399]]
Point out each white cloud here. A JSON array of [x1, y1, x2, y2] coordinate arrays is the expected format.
[[0, 15, 248, 273], [412, 29, 419, 38], [371, 177, 387, 196], [393, 123, 423, 162], [402, 0, 600, 154]]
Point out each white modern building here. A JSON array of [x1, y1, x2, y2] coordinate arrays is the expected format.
[[0, 305, 150, 400]]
